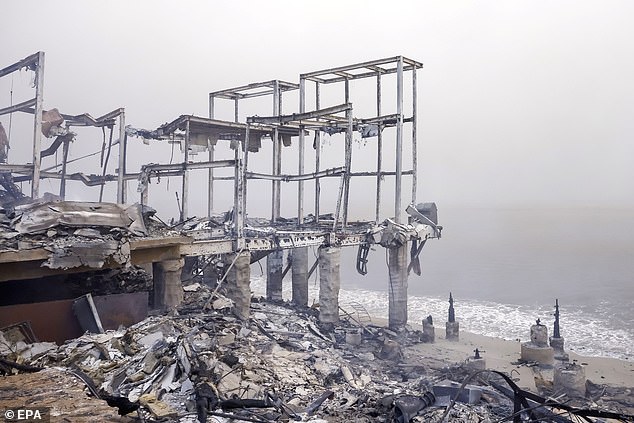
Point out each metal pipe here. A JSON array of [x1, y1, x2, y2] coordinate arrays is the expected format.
[[395, 56, 404, 223], [31, 51, 45, 198], [234, 98, 239, 123], [375, 74, 382, 223], [116, 109, 126, 204]]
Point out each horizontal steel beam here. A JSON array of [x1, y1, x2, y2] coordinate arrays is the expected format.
[[0, 164, 34, 172], [246, 166, 345, 182], [140, 159, 236, 174], [0, 98, 36, 116], [350, 170, 415, 177], [247, 103, 352, 125], [210, 80, 299, 100], [301, 56, 423, 83], [0, 52, 41, 78]]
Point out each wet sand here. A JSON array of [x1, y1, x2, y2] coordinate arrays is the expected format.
[[373, 317, 634, 390]]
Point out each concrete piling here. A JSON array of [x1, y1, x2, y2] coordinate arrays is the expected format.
[[318, 246, 341, 325], [554, 363, 586, 398], [388, 244, 408, 329], [266, 249, 284, 301], [291, 247, 309, 306], [152, 258, 185, 310], [521, 321, 554, 365], [446, 322, 460, 341], [224, 251, 251, 320]]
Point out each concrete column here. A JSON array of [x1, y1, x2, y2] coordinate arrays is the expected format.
[[152, 258, 185, 310], [422, 319, 435, 343], [266, 249, 284, 301], [224, 251, 251, 320], [446, 322, 460, 341], [554, 363, 586, 398], [291, 247, 309, 306], [388, 244, 408, 329], [318, 246, 340, 325]]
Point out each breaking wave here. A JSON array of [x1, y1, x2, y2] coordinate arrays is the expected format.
[[249, 276, 633, 361]]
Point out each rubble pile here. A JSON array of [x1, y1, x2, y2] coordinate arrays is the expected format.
[[3, 284, 633, 422], [0, 284, 509, 422]]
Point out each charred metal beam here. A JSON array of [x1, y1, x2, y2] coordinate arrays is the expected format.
[[0, 98, 36, 116], [301, 56, 423, 84], [247, 103, 352, 125], [210, 80, 299, 100], [245, 166, 345, 181], [0, 52, 40, 78], [31, 51, 45, 198]]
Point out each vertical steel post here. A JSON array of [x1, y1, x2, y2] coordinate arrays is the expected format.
[[342, 106, 352, 227], [117, 109, 126, 204], [395, 56, 404, 223], [341, 79, 351, 227], [375, 74, 382, 223], [181, 118, 190, 221], [243, 124, 250, 218], [208, 95, 215, 217], [298, 78, 305, 227], [275, 91, 282, 220], [234, 98, 239, 123], [31, 51, 45, 198], [234, 139, 244, 248], [272, 81, 280, 221], [314, 82, 321, 223], [209, 95, 215, 120], [412, 66, 418, 206]]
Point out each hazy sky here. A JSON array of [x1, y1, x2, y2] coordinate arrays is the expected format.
[[2, 1, 633, 217]]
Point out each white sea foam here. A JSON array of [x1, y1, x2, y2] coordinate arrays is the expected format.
[[249, 275, 633, 361]]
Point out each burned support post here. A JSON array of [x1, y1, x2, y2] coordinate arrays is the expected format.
[[180, 118, 190, 221], [117, 109, 126, 204], [291, 247, 309, 306], [224, 251, 251, 320], [550, 298, 565, 352], [208, 94, 216, 217], [298, 78, 305, 227], [388, 244, 408, 328], [31, 51, 45, 199], [152, 258, 185, 310], [446, 292, 460, 341], [266, 249, 284, 301], [318, 246, 340, 325]]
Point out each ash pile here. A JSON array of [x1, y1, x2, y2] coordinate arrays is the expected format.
[[1, 284, 631, 422]]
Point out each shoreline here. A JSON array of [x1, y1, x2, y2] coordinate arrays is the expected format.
[[370, 315, 634, 390]]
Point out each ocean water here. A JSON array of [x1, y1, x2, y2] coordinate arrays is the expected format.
[[250, 207, 634, 361]]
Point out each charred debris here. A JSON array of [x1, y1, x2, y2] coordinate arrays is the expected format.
[[0, 52, 632, 422]]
